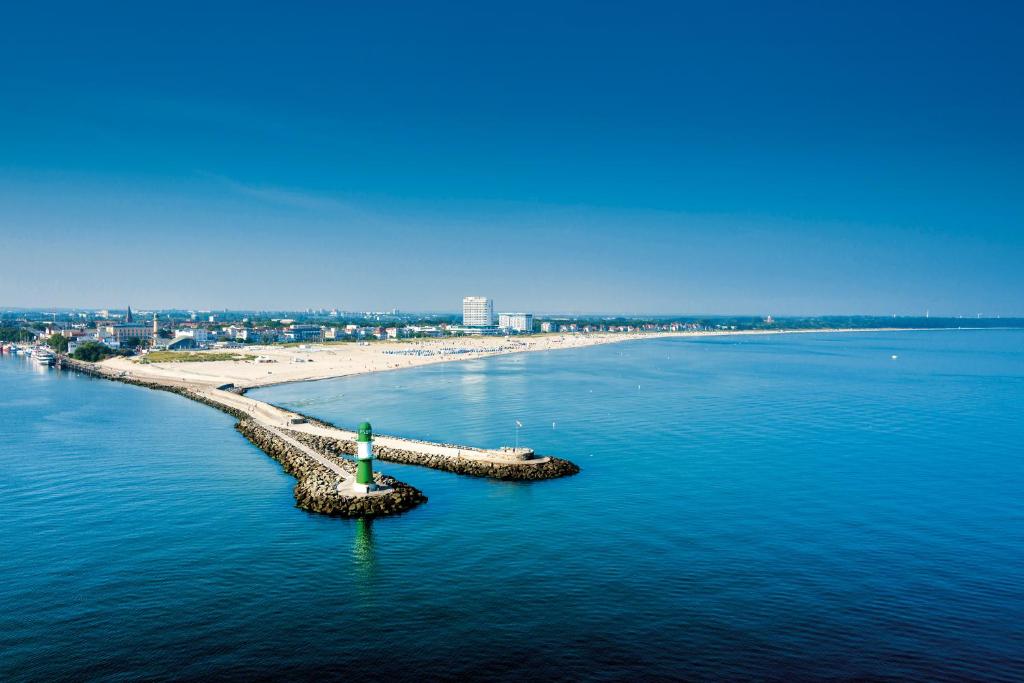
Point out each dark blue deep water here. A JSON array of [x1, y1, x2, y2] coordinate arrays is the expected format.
[[3, 331, 1024, 681]]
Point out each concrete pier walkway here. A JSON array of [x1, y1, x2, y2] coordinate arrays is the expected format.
[[193, 386, 556, 468], [261, 422, 351, 483]]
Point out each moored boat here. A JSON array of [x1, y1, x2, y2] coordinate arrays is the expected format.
[[33, 348, 56, 366]]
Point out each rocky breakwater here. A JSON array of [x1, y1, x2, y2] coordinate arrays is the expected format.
[[236, 420, 427, 517], [290, 431, 581, 481], [60, 358, 426, 518]]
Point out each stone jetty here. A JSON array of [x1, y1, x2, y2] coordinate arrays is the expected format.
[[60, 357, 426, 517], [290, 430, 580, 481], [57, 356, 580, 517]]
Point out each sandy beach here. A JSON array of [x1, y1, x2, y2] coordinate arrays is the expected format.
[[100, 328, 915, 390]]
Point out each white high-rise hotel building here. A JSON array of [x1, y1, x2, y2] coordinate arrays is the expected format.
[[498, 313, 533, 332], [462, 296, 494, 327]]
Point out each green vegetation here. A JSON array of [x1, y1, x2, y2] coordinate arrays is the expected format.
[[71, 342, 118, 362], [140, 351, 256, 364], [0, 326, 35, 343], [46, 334, 69, 353]]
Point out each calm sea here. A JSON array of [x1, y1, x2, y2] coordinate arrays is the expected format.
[[2, 330, 1023, 681]]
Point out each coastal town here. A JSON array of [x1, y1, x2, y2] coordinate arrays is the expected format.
[[3, 296, 754, 395], [3, 294, 975, 369], [1, 295, 716, 362]]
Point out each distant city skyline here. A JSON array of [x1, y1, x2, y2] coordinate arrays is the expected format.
[[2, 304, 1017, 321], [1, 3, 1022, 315]]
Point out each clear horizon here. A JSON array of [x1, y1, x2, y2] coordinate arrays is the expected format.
[[2, 2, 1022, 315]]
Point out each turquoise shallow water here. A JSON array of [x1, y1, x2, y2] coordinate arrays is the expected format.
[[2, 330, 1024, 680]]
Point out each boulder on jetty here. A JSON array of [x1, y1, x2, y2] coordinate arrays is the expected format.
[[290, 431, 581, 481]]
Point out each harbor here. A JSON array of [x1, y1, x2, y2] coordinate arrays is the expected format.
[[1, 343, 56, 366]]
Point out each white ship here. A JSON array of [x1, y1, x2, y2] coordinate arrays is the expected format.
[[33, 348, 56, 366]]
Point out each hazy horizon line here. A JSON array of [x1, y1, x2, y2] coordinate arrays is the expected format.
[[2, 306, 1022, 320]]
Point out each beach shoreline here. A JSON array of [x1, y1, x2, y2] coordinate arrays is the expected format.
[[99, 327, 935, 391]]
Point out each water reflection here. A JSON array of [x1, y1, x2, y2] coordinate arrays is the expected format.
[[30, 362, 53, 377], [352, 517, 375, 578]]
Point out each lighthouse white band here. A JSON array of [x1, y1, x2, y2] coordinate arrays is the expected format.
[[357, 441, 372, 460]]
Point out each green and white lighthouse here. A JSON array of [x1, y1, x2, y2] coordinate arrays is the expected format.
[[353, 421, 376, 494]]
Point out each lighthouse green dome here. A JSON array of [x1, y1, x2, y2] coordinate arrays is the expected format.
[[357, 421, 373, 442]]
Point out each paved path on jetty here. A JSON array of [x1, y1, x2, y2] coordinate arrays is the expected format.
[[193, 386, 552, 467], [261, 423, 351, 483]]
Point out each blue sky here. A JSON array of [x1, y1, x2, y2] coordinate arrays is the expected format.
[[1, 1, 1021, 315]]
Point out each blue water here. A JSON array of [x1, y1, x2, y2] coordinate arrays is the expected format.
[[2, 331, 1024, 681]]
